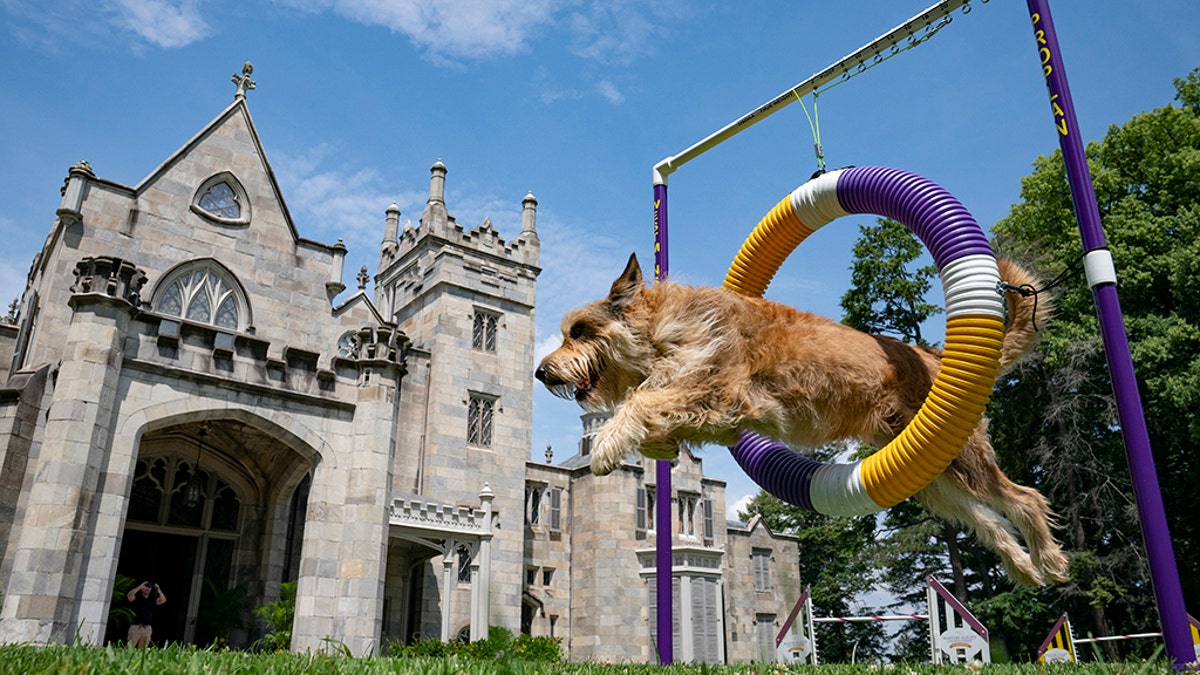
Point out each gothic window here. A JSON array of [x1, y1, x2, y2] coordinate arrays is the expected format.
[[636, 487, 656, 532], [191, 172, 251, 225], [467, 393, 495, 447], [678, 492, 699, 537], [198, 182, 240, 220], [525, 484, 544, 525], [472, 310, 498, 352], [127, 455, 242, 533], [154, 261, 249, 331]]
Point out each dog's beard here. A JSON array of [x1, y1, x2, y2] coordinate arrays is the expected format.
[[543, 354, 604, 405]]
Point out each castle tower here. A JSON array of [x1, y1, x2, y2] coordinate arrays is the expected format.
[[381, 159, 540, 635]]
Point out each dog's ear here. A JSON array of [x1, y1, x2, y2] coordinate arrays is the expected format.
[[608, 253, 644, 309]]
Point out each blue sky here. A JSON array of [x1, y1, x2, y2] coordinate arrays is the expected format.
[[2, 0, 1198, 521]]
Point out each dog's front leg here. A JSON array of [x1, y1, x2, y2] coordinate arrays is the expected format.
[[591, 385, 715, 475], [590, 400, 653, 475]]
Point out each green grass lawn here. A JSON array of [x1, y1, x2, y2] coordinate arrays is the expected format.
[[0, 644, 1184, 675]]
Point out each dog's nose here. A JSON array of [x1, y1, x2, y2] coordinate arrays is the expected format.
[[535, 364, 547, 382]]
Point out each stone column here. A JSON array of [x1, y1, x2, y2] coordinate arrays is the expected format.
[[441, 548, 456, 642], [0, 257, 144, 645], [292, 332, 408, 656]]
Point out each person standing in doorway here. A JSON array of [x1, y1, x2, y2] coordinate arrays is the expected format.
[[126, 580, 166, 648]]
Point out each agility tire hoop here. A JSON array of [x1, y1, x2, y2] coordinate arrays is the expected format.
[[725, 166, 1005, 516]]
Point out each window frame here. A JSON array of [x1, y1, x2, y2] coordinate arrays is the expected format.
[[467, 392, 497, 448], [152, 259, 251, 332], [471, 309, 500, 353]]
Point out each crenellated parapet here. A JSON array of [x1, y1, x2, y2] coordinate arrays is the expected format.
[[386, 160, 540, 272]]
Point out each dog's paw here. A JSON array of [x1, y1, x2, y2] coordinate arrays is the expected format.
[[590, 450, 621, 476]]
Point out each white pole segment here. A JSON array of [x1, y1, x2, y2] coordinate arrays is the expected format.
[[653, 0, 972, 183]]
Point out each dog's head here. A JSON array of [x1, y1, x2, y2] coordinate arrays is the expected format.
[[535, 253, 652, 408]]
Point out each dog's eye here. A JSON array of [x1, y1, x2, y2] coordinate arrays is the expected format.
[[569, 322, 585, 340]]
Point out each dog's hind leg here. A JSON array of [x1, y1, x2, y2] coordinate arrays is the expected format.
[[918, 475, 1046, 586], [974, 473, 1070, 583]]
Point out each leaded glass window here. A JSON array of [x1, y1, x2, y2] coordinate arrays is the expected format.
[[129, 454, 241, 534], [155, 263, 246, 330], [198, 182, 240, 220], [472, 311, 498, 352], [467, 394, 495, 447]]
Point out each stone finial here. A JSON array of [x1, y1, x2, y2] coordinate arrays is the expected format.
[[357, 266, 370, 291], [232, 62, 256, 99], [544, 444, 553, 464]]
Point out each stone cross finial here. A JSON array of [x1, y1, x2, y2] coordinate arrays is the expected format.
[[357, 266, 370, 291], [232, 62, 256, 99]]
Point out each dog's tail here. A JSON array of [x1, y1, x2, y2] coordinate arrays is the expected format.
[[996, 258, 1051, 375]]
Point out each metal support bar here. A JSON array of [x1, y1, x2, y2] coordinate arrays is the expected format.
[[653, 0, 971, 184]]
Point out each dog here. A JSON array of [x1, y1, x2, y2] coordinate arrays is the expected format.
[[536, 253, 1069, 586]]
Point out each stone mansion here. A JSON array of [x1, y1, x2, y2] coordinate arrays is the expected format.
[[0, 67, 799, 663]]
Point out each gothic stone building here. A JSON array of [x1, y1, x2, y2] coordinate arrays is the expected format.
[[0, 71, 799, 663]]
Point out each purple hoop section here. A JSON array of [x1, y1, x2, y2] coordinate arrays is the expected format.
[[729, 431, 821, 511], [837, 166, 992, 269], [729, 166, 993, 514]]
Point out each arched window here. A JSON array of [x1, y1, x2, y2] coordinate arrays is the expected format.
[[127, 454, 242, 533], [154, 261, 249, 331], [191, 172, 251, 226]]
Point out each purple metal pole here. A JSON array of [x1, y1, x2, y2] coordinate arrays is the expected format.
[[653, 182, 673, 665], [1024, 1, 1194, 666]]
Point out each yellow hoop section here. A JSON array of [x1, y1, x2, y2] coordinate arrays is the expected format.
[[724, 168, 1004, 511]]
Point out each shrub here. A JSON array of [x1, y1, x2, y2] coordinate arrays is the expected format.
[[253, 581, 296, 652]]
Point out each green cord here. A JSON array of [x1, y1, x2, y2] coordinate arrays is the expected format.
[[793, 89, 826, 174], [789, 12, 956, 175]]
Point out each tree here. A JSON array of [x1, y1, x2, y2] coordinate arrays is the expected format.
[[841, 218, 941, 347], [988, 68, 1200, 659]]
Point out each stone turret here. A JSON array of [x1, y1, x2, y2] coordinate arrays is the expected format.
[[420, 160, 449, 231], [520, 192, 538, 242], [380, 202, 401, 271]]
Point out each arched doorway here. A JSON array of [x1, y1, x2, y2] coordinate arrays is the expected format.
[[111, 420, 312, 647]]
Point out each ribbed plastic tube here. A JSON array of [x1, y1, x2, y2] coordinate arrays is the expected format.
[[724, 167, 1004, 516]]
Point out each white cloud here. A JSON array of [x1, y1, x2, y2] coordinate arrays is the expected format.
[[271, 143, 419, 261], [109, 0, 209, 48], [280, 0, 558, 63], [594, 80, 623, 104], [728, 492, 755, 522], [0, 0, 209, 51]]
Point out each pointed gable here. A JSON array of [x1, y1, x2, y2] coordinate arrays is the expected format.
[[134, 98, 303, 244]]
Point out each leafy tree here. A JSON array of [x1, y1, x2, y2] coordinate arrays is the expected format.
[[988, 67, 1200, 659], [842, 219, 942, 347]]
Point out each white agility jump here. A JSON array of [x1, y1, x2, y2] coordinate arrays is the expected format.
[[775, 576, 989, 664]]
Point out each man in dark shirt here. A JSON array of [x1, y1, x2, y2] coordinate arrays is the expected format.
[[125, 580, 167, 648]]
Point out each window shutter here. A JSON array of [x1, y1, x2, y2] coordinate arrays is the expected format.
[[548, 488, 561, 532], [636, 488, 647, 533], [702, 498, 714, 540]]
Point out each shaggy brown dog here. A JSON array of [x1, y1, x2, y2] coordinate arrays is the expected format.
[[536, 253, 1069, 586]]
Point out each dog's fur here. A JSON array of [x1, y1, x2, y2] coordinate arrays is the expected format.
[[536, 253, 1069, 586]]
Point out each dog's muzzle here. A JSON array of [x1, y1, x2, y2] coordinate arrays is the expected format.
[[535, 364, 592, 402]]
